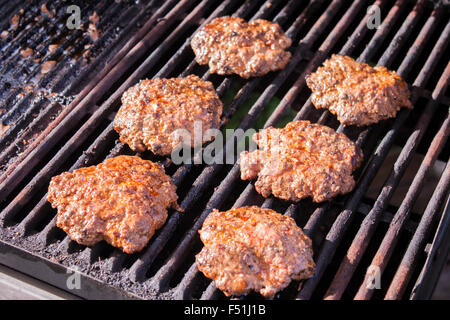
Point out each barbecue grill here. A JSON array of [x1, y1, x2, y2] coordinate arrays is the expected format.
[[0, 0, 448, 300]]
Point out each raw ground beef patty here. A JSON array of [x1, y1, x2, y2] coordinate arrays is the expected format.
[[113, 75, 223, 155], [196, 206, 315, 298], [191, 16, 292, 78], [240, 120, 363, 202], [47, 155, 181, 254], [306, 54, 412, 126]]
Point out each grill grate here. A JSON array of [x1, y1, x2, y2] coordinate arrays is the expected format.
[[0, 0, 449, 300]]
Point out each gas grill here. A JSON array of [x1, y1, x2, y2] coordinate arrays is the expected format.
[[0, 0, 449, 300]]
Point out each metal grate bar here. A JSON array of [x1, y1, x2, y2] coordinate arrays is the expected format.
[[323, 13, 449, 301], [296, 0, 440, 300], [385, 114, 449, 299], [354, 66, 449, 300], [411, 196, 450, 299]]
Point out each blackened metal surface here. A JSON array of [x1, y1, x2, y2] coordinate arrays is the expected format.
[[0, 0, 448, 300]]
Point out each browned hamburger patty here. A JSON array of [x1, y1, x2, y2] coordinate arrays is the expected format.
[[47, 155, 181, 254], [240, 120, 363, 203], [191, 16, 292, 78], [113, 75, 223, 155], [196, 206, 315, 298], [306, 54, 413, 126]]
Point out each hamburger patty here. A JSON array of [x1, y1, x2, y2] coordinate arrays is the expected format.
[[306, 54, 412, 126], [240, 120, 363, 202], [113, 75, 223, 155], [47, 155, 181, 254], [196, 206, 315, 298], [191, 16, 292, 78]]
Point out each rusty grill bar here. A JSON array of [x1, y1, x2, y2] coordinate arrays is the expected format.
[[0, 0, 449, 300]]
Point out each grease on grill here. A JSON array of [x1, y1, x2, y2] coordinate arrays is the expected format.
[[88, 11, 101, 41], [41, 60, 56, 74], [0, 123, 11, 137], [48, 44, 58, 54], [8, 6, 102, 69], [10, 14, 20, 30], [1, 30, 9, 40], [11, 82, 75, 107], [48, 92, 76, 106], [89, 11, 100, 24], [20, 48, 34, 59], [196, 206, 315, 298], [41, 3, 56, 18], [87, 23, 101, 41]]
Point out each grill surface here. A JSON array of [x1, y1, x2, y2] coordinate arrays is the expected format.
[[0, 0, 449, 300]]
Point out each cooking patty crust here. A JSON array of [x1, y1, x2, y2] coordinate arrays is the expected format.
[[47, 155, 181, 254], [306, 54, 412, 126], [196, 206, 315, 298], [240, 120, 363, 202], [113, 75, 223, 155], [191, 16, 292, 78]]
